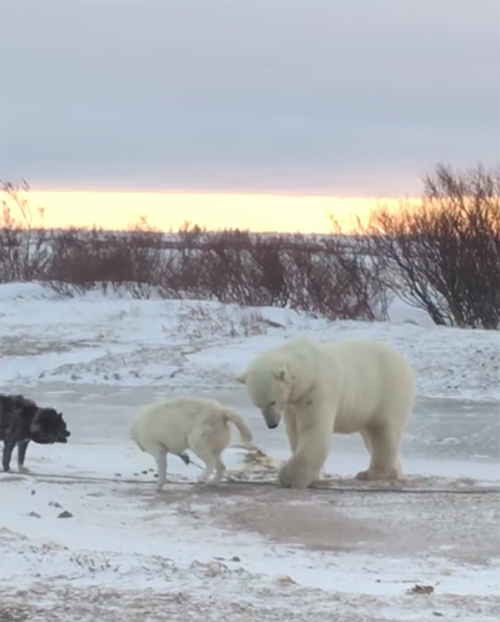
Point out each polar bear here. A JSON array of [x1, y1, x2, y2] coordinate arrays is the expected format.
[[236, 335, 415, 488], [129, 397, 253, 491]]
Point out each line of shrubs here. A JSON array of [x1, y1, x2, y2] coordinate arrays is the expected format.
[[1, 163, 498, 329]]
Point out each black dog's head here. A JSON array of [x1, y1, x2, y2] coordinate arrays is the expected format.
[[30, 408, 71, 445]]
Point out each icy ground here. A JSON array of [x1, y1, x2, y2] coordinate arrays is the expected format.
[[0, 282, 499, 621]]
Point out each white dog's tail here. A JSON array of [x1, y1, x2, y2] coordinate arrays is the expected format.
[[222, 410, 253, 445]]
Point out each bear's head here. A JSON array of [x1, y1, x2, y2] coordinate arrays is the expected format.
[[236, 360, 292, 429]]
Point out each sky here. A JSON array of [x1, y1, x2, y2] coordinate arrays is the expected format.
[[0, 0, 499, 231]]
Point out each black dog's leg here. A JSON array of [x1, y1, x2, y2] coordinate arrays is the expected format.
[[17, 440, 30, 472], [2, 439, 16, 472]]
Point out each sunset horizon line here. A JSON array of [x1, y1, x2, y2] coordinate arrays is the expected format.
[[2, 188, 417, 234]]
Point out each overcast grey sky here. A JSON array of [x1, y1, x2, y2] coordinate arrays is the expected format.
[[1, 0, 498, 196]]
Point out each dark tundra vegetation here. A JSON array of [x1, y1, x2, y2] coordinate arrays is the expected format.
[[1, 164, 499, 329]]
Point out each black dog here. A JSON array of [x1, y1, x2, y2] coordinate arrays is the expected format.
[[0, 394, 71, 472]]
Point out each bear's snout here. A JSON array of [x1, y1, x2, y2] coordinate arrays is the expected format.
[[261, 407, 281, 429]]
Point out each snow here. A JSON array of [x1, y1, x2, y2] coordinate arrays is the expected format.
[[1, 281, 499, 621], [1, 282, 499, 400]]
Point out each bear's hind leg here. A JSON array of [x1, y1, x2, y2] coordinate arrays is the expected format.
[[360, 431, 371, 454], [356, 423, 402, 481]]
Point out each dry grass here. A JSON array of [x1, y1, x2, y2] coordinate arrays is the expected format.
[[1, 584, 498, 622], [0, 336, 93, 357], [173, 302, 270, 343]]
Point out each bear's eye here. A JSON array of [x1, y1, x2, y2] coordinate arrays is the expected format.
[[269, 401, 276, 406]]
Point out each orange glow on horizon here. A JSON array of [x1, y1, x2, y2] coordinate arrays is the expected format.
[[5, 191, 415, 234]]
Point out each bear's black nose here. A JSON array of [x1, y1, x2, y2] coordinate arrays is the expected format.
[[267, 422, 278, 429]]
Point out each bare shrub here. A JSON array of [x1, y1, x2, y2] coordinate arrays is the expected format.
[[284, 226, 389, 321], [0, 180, 393, 323], [154, 222, 209, 299], [118, 218, 171, 298], [46, 217, 171, 298], [0, 180, 51, 282], [199, 231, 290, 307], [368, 164, 500, 328], [166, 228, 387, 320], [244, 235, 290, 306]]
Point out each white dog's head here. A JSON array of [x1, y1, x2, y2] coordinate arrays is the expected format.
[[236, 360, 292, 429]]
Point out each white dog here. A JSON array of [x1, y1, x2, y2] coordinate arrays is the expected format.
[[129, 396, 253, 491]]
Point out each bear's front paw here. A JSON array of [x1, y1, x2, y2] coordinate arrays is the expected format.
[[277, 462, 293, 488], [278, 460, 314, 489]]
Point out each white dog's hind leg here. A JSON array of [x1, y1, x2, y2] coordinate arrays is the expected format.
[[188, 425, 225, 485], [155, 449, 168, 491], [141, 441, 168, 491], [189, 440, 218, 484], [213, 456, 226, 484], [196, 455, 217, 484]]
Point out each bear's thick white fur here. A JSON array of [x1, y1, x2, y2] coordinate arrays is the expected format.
[[237, 335, 415, 488], [129, 397, 252, 491]]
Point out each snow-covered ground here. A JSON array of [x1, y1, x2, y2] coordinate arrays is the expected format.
[[1, 282, 499, 621], [1, 282, 499, 401]]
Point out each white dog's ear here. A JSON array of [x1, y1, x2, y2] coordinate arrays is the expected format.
[[235, 372, 246, 384]]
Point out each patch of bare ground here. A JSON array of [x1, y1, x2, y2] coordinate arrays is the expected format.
[[144, 473, 500, 566]]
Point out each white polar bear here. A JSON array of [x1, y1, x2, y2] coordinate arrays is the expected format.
[[236, 335, 415, 488]]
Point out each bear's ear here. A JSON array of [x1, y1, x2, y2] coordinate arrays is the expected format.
[[235, 372, 246, 384]]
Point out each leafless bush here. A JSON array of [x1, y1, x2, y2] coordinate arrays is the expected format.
[[285, 223, 390, 321], [157, 222, 212, 298], [0, 180, 51, 282], [46, 218, 170, 298], [156, 228, 386, 320], [0, 180, 394, 322], [198, 230, 290, 307], [367, 164, 500, 329]]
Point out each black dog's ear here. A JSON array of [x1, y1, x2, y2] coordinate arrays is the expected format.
[[58, 412, 63, 418]]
